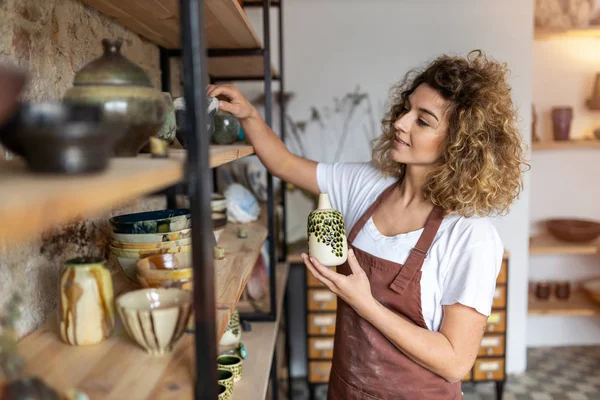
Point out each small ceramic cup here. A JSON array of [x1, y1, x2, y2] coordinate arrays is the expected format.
[[116, 288, 192, 355], [217, 355, 243, 382], [535, 281, 551, 301], [218, 384, 228, 400], [555, 281, 571, 300], [218, 369, 234, 398]]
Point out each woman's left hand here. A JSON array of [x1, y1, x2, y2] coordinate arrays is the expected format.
[[301, 249, 377, 317]]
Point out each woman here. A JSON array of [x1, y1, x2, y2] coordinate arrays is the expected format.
[[208, 50, 527, 399]]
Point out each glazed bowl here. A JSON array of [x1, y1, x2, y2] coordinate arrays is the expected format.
[[217, 355, 243, 382], [136, 253, 193, 289], [110, 237, 191, 250], [546, 218, 600, 243], [217, 369, 234, 397], [110, 244, 191, 282], [111, 228, 192, 244], [212, 193, 227, 213], [212, 212, 228, 243], [116, 288, 192, 355], [64, 39, 165, 157], [109, 209, 191, 234], [0, 102, 124, 174]]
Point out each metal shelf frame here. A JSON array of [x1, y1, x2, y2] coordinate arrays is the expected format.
[[159, 1, 288, 398]]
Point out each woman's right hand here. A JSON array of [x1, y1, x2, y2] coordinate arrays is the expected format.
[[206, 84, 257, 120]]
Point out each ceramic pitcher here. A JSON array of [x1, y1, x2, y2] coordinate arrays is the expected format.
[[58, 257, 115, 346], [307, 193, 348, 267]]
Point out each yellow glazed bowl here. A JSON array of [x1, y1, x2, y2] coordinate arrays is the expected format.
[[111, 237, 191, 250], [116, 288, 192, 355], [136, 253, 193, 289], [110, 245, 191, 282]]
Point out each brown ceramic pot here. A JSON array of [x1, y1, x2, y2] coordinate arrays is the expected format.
[[64, 39, 165, 157], [551, 107, 573, 141]]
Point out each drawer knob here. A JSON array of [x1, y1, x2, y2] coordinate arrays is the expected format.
[[486, 372, 493, 379], [487, 348, 493, 355], [320, 327, 326, 334]]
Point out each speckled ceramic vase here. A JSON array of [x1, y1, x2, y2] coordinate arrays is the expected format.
[[307, 194, 348, 267], [58, 257, 115, 346], [219, 309, 241, 347]]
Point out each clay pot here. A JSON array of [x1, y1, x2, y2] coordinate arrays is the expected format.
[[58, 257, 115, 346], [64, 39, 166, 157], [307, 194, 348, 267], [551, 107, 572, 141], [535, 282, 551, 301], [546, 218, 600, 243], [212, 110, 240, 145]]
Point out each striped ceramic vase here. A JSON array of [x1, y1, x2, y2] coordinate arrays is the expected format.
[[58, 257, 115, 346]]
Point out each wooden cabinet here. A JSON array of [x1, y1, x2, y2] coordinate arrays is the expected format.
[[474, 358, 505, 381], [309, 361, 332, 383], [307, 313, 336, 335], [307, 289, 337, 311], [308, 337, 335, 359], [478, 334, 505, 357]]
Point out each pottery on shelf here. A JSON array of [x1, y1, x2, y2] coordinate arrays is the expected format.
[[0, 102, 124, 174], [63, 39, 166, 157], [136, 253, 193, 289], [111, 237, 192, 250], [58, 257, 115, 346], [174, 96, 219, 149], [212, 110, 240, 145], [550, 106, 573, 141], [111, 228, 192, 244], [219, 310, 242, 347], [109, 209, 191, 234], [217, 355, 243, 382], [116, 288, 192, 355], [546, 218, 600, 243], [109, 243, 191, 282], [157, 92, 177, 143], [307, 194, 348, 267], [217, 369, 234, 398], [218, 384, 228, 400]]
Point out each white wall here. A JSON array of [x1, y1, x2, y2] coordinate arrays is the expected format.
[[529, 38, 600, 347], [245, 0, 533, 375]]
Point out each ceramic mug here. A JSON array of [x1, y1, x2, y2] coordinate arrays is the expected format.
[[58, 257, 115, 346], [218, 384, 228, 400], [218, 369, 234, 398], [217, 355, 243, 382]]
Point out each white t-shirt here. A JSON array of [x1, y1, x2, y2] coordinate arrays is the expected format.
[[316, 162, 504, 332]]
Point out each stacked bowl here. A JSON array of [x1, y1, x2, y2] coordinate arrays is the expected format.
[[109, 209, 192, 282], [212, 193, 228, 243]]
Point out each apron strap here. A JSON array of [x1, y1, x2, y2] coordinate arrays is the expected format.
[[347, 182, 397, 243], [389, 206, 445, 295]]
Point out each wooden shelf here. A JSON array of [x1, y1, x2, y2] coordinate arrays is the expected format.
[[79, 0, 278, 78], [530, 235, 599, 255], [532, 140, 600, 151], [0, 145, 254, 245], [528, 290, 600, 316], [535, 27, 600, 40], [10, 222, 269, 398]]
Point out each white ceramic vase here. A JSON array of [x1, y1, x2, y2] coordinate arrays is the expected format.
[[307, 194, 348, 267]]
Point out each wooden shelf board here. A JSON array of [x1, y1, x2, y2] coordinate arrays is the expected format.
[[528, 290, 600, 316], [530, 235, 599, 255], [79, 0, 278, 77], [535, 27, 600, 40], [0, 145, 254, 245], [10, 222, 270, 398], [532, 140, 600, 150]]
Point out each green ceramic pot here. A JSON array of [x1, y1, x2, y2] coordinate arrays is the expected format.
[[217, 355, 243, 382], [212, 110, 240, 145], [64, 39, 166, 157], [217, 369, 234, 398]]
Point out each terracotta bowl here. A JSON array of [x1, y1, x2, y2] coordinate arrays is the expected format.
[[546, 218, 600, 243], [136, 253, 193, 289], [116, 288, 192, 355]]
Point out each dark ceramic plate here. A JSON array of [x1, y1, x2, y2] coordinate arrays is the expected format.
[[110, 209, 191, 234], [0, 102, 124, 174]]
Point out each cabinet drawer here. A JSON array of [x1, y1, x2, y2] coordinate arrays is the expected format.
[[308, 313, 336, 335], [463, 370, 472, 382], [307, 289, 337, 311], [474, 358, 505, 381], [478, 334, 505, 357], [497, 259, 507, 284], [307, 267, 336, 287], [492, 285, 507, 309], [485, 310, 506, 333], [309, 361, 332, 383], [308, 337, 335, 359]]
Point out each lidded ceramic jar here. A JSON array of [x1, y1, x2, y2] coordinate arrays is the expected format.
[[64, 39, 166, 156], [58, 257, 115, 346], [307, 194, 348, 267]]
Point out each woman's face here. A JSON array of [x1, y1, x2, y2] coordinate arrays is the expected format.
[[390, 83, 450, 167]]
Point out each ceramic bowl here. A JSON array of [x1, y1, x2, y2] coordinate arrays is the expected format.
[[217, 369, 234, 398], [111, 237, 192, 250], [109, 209, 191, 234], [218, 384, 228, 400], [0, 102, 124, 174], [217, 355, 243, 382], [116, 288, 192, 355], [136, 253, 193, 289], [546, 218, 600, 243], [212, 193, 227, 213], [110, 245, 191, 282], [111, 228, 192, 244]]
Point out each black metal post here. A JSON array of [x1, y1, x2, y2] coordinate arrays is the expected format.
[[278, 0, 287, 263], [179, 0, 217, 399]]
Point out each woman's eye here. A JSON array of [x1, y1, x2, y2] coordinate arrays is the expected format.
[[417, 119, 429, 127]]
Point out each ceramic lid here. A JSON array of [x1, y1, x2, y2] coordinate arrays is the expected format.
[[72, 39, 153, 87]]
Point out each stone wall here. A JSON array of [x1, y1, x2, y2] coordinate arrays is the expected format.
[[0, 0, 166, 337]]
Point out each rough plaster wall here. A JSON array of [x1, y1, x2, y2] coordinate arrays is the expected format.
[[0, 0, 166, 338]]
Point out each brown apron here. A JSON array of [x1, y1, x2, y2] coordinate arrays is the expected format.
[[327, 183, 462, 400]]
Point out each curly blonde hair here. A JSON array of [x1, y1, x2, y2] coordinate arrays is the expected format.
[[372, 50, 528, 217]]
